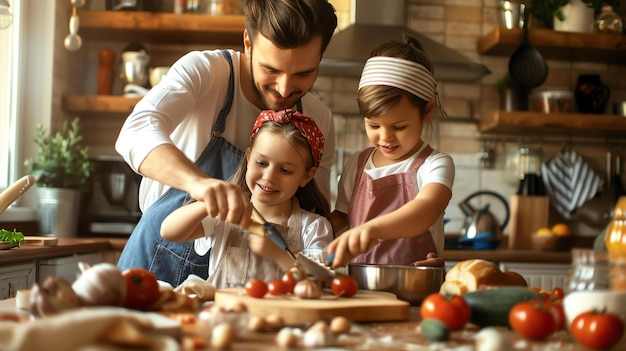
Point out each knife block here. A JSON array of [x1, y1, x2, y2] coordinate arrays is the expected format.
[[508, 195, 550, 249]]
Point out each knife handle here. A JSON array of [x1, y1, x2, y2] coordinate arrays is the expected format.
[[0, 175, 35, 213]]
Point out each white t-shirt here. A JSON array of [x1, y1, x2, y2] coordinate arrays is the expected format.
[[115, 49, 335, 212], [334, 143, 455, 255]]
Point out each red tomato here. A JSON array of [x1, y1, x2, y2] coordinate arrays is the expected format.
[[245, 279, 268, 298], [281, 271, 302, 294], [571, 310, 625, 350], [544, 299, 565, 331], [420, 293, 471, 331], [121, 268, 160, 311], [267, 279, 286, 295], [508, 299, 557, 340], [331, 275, 358, 297]]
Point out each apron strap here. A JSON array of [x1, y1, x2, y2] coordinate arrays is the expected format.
[[213, 50, 234, 136]]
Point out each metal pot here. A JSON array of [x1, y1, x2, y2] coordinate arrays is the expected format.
[[348, 264, 444, 305]]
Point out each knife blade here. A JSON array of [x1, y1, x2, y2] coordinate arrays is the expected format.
[[296, 251, 336, 282], [250, 205, 296, 261], [0, 175, 35, 214]]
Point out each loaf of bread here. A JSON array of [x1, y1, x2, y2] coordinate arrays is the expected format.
[[439, 259, 527, 296]]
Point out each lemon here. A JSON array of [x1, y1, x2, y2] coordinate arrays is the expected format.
[[536, 227, 553, 236], [551, 223, 570, 236]]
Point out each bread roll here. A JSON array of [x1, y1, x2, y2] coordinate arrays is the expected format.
[[440, 259, 527, 296]]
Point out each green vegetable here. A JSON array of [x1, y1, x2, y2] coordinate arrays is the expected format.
[[420, 318, 450, 342], [0, 228, 25, 246], [462, 287, 542, 327]]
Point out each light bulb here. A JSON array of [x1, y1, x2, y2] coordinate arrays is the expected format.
[[64, 33, 82, 51]]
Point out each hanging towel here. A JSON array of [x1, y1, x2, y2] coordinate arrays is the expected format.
[[541, 150, 603, 219]]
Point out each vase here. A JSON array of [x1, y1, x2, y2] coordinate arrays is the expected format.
[[574, 74, 610, 114], [554, 1, 594, 33]]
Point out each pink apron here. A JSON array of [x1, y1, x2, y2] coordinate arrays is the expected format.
[[348, 146, 437, 265]]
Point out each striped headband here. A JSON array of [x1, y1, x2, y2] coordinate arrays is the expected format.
[[358, 56, 447, 118], [251, 109, 325, 168]]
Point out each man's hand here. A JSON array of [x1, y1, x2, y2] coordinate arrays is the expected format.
[[190, 178, 252, 228]]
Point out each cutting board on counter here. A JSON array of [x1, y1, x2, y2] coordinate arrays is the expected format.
[[22, 236, 58, 246], [214, 288, 410, 325]]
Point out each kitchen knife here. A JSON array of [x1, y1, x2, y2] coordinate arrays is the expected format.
[[250, 205, 297, 261], [0, 175, 35, 214]]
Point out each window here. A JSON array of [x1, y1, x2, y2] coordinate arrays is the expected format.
[[0, 0, 19, 189]]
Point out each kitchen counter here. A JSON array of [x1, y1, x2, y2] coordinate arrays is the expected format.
[[0, 237, 127, 264], [1, 297, 623, 350], [0, 237, 579, 265]]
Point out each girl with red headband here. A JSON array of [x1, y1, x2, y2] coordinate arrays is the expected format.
[[161, 110, 331, 288], [327, 36, 455, 269]]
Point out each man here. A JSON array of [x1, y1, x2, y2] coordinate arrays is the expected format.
[[115, 0, 338, 286]]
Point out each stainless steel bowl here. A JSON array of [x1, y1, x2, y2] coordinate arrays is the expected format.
[[349, 264, 444, 305]]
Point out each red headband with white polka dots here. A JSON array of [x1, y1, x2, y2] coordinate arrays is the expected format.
[[250, 109, 325, 168]]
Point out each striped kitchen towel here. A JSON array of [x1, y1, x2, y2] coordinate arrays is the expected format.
[[541, 150, 603, 219]]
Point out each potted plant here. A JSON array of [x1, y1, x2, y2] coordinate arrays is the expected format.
[[24, 117, 93, 237], [530, 0, 620, 31]]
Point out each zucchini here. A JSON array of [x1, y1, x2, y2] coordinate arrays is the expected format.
[[462, 287, 542, 327], [420, 318, 450, 342]]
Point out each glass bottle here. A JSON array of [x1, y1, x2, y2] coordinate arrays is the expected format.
[[594, 5, 623, 34]]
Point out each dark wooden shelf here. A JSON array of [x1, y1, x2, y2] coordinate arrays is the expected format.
[[477, 27, 626, 64], [477, 110, 626, 136], [62, 95, 142, 114], [78, 10, 246, 46]]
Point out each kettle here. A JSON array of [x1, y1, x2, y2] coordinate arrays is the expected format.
[[459, 191, 510, 248]]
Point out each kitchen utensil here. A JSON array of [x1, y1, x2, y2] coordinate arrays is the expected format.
[[508, 8, 548, 89], [576, 150, 616, 228], [348, 264, 444, 305], [295, 251, 336, 282], [458, 191, 510, 248], [121, 50, 150, 96], [0, 175, 35, 214], [22, 236, 58, 246], [214, 288, 410, 325], [250, 205, 296, 261]]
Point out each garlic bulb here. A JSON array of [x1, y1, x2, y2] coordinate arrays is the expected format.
[[29, 276, 81, 317], [72, 262, 126, 306], [293, 279, 322, 299]]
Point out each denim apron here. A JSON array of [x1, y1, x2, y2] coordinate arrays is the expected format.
[[348, 145, 438, 265], [117, 50, 302, 286]]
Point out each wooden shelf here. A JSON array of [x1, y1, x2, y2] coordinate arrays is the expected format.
[[477, 27, 626, 64], [477, 110, 626, 136], [78, 10, 246, 45], [62, 95, 142, 114]]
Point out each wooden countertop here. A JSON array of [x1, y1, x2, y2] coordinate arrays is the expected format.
[[0, 236, 577, 265], [1, 297, 623, 350]]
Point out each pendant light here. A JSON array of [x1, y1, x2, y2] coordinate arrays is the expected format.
[[0, 0, 12, 30]]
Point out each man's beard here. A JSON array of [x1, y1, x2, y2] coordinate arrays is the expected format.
[[249, 60, 302, 111]]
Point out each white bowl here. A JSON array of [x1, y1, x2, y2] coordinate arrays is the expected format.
[[562, 290, 626, 328]]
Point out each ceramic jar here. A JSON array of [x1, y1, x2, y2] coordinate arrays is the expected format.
[[574, 74, 610, 114]]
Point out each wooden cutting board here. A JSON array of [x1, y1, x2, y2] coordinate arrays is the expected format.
[[214, 288, 410, 325], [22, 236, 58, 246]]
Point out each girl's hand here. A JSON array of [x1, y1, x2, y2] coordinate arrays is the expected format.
[[326, 224, 380, 268], [412, 252, 445, 267], [247, 234, 280, 259]]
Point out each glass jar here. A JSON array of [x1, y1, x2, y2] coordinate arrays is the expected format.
[[594, 5, 624, 34], [565, 249, 626, 293]]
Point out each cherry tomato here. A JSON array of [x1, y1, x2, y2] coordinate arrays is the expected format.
[[281, 271, 302, 294], [551, 286, 565, 301], [245, 279, 268, 298], [331, 275, 358, 297], [267, 279, 286, 295], [571, 310, 625, 350], [508, 299, 556, 340], [420, 293, 471, 331], [121, 268, 160, 311]]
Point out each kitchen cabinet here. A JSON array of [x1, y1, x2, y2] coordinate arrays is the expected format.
[[38, 252, 103, 284], [0, 261, 36, 300], [477, 27, 626, 136], [61, 10, 245, 115]]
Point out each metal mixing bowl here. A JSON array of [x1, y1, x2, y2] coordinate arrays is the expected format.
[[349, 264, 444, 305]]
